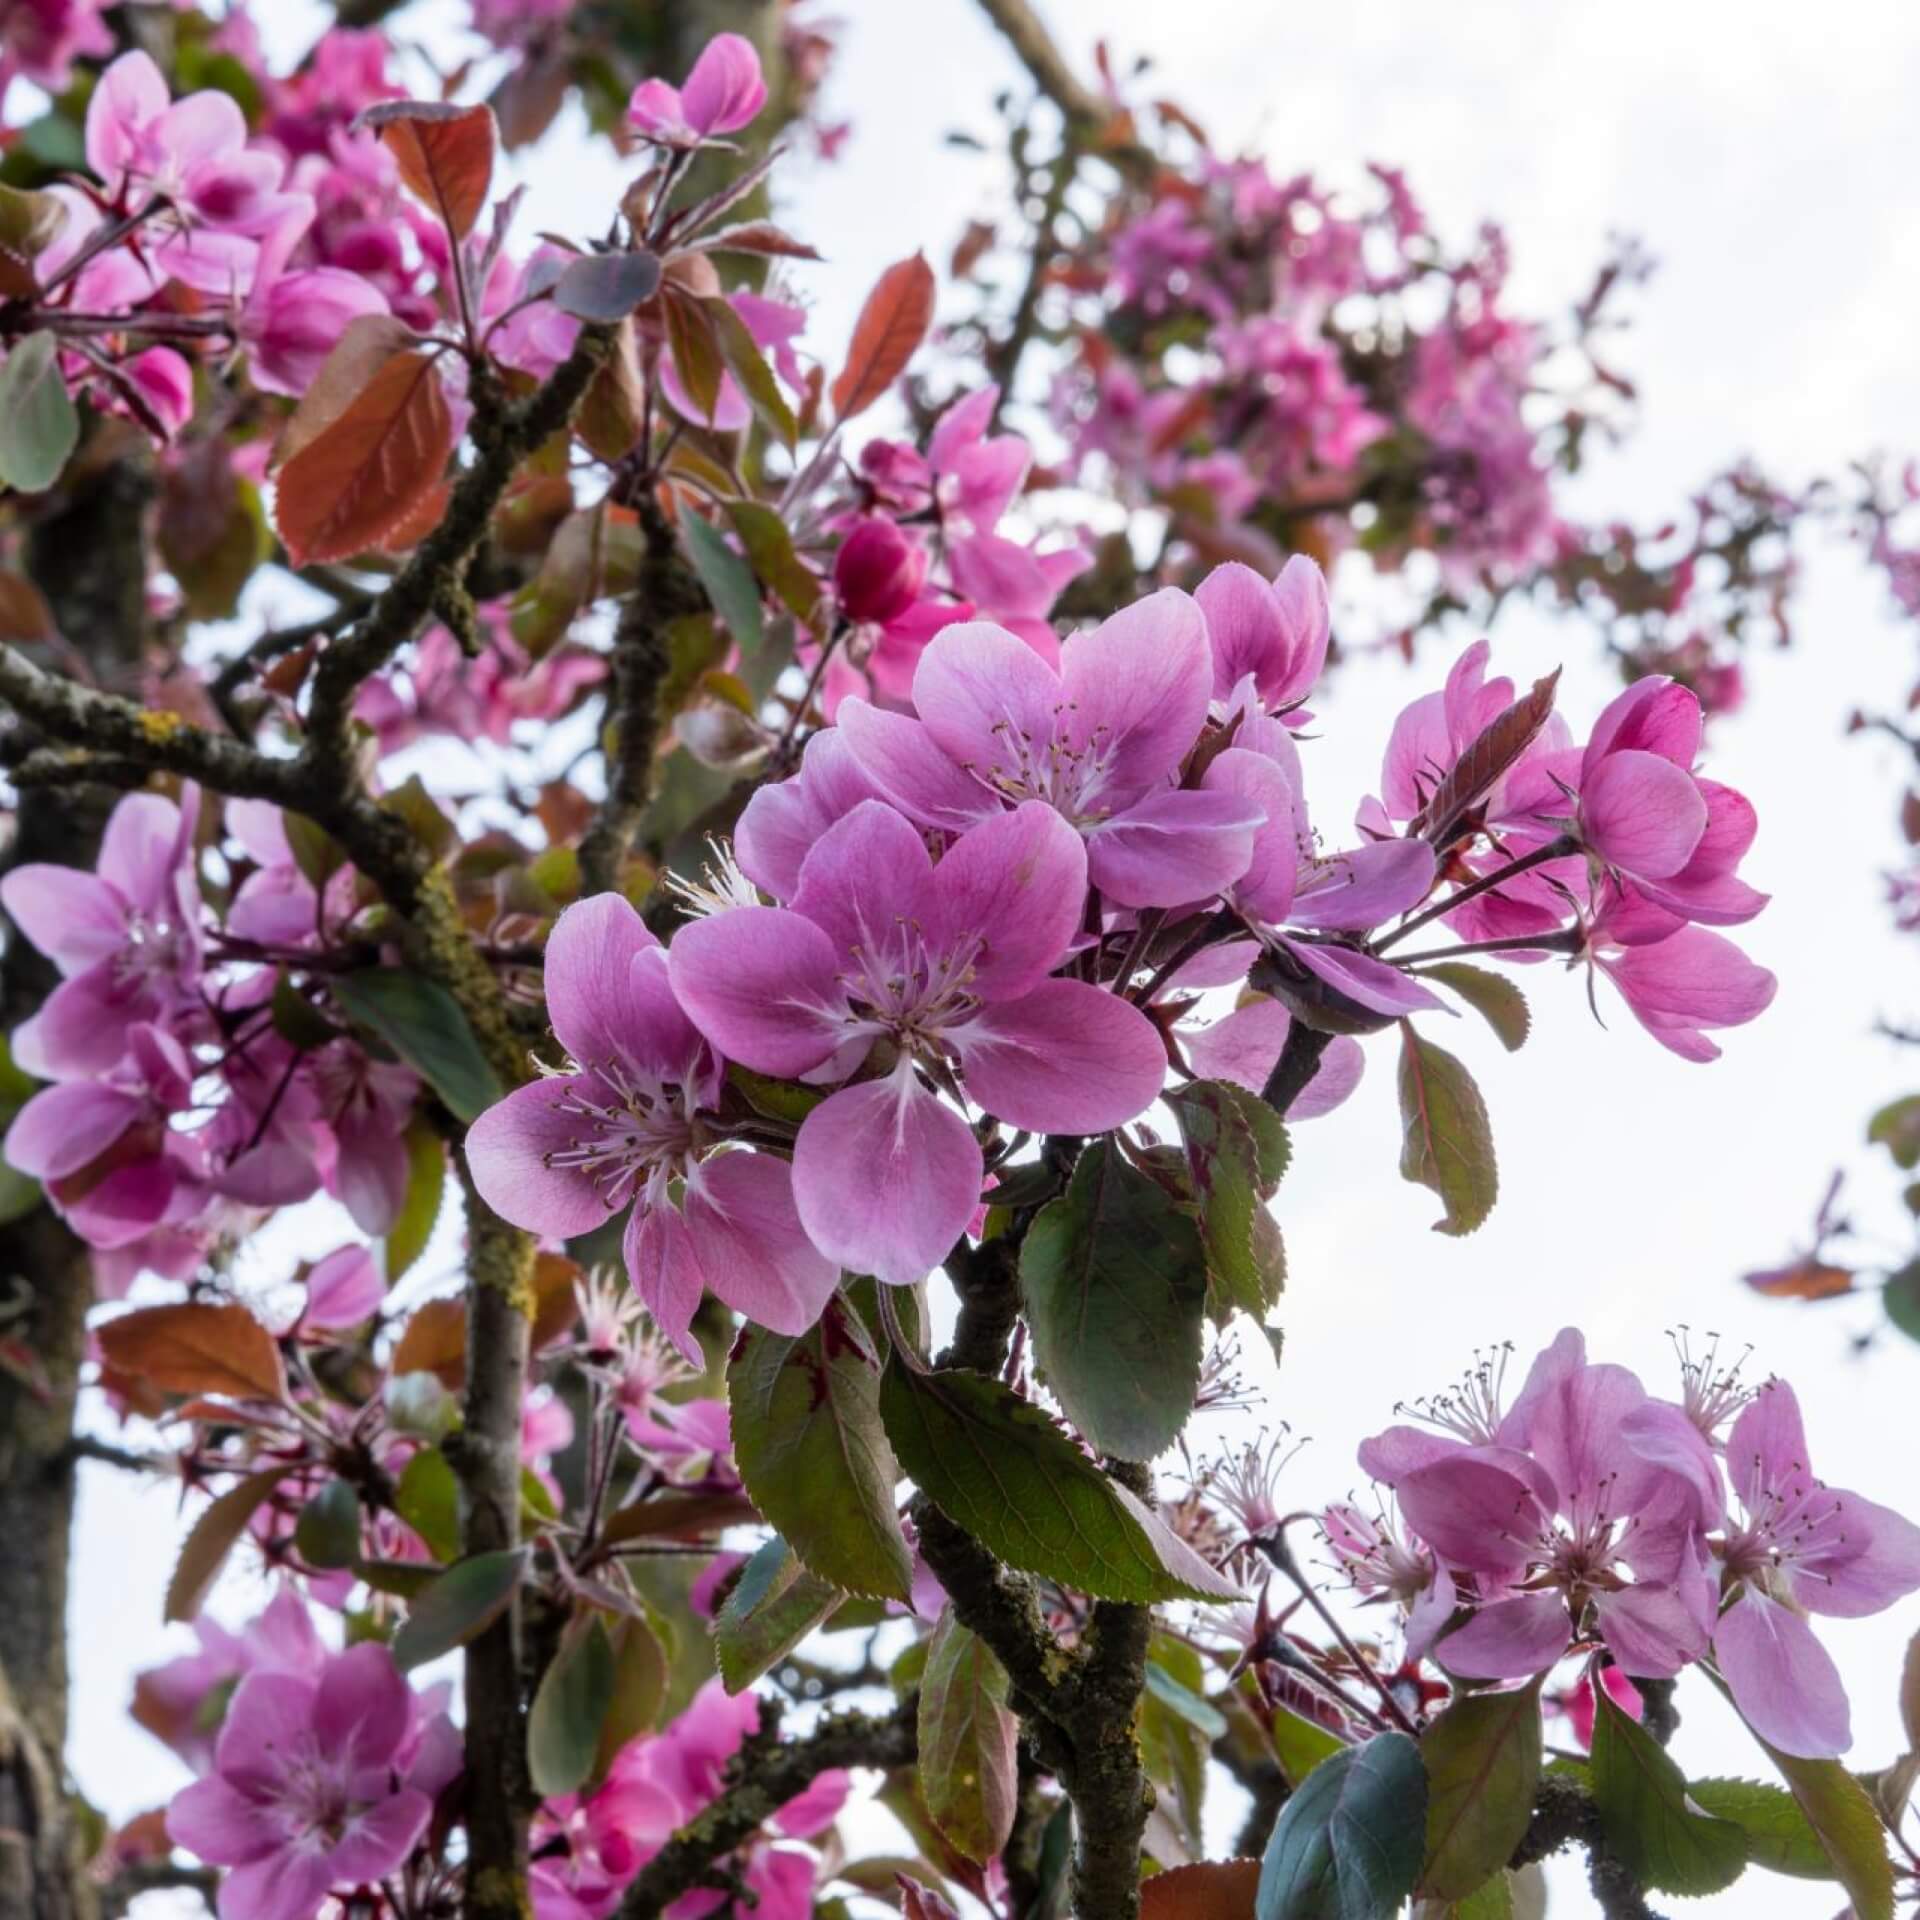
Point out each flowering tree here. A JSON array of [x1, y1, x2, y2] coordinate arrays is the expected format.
[[0, 6, 1916, 1920]]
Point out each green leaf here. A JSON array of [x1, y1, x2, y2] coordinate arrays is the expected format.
[[1019, 1139, 1209, 1460], [385, 1118, 445, 1286], [1415, 963, 1530, 1052], [294, 1480, 362, 1570], [593, 1612, 670, 1781], [1744, 1745, 1893, 1917], [1257, 1730, 1428, 1919], [725, 1062, 826, 1124], [1141, 1637, 1217, 1855], [681, 508, 764, 660], [1686, 1777, 1834, 1879], [725, 499, 820, 626], [1396, 1026, 1498, 1236], [918, 1609, 1019, 1864], [1884, 1258, 1920, 1345], [713, 1537, 842, 1693], [879, 1360, 1240, 1605], [0, 332, 79, 492], [1164, 1081, 1290, 1324], [395, 1446, 461, 1562], [332, 968, 504, 1123], [392, 1547, 528, 1670], [1901, 1624, 1920, 1751], [282, 812, 345, 892], [1414, 1874, 1516, 1919], [1269, 1703, 1346, 1788], [1419, 1680, 1542, 1900], [1588, 1684, 1745, 1895], [1868, 1094, 1920, 1170], [528, 1617, 617, 1797], [706, 298, 798, 450], [729, 1299, 913, 1600]]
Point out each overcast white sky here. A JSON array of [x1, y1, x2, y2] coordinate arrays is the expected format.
[[75, 5, 1920, 1916]]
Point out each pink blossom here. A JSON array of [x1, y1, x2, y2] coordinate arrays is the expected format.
[[669, 801, 1169, 1284], [166, 1642, 448, 1920], [627, 33, 767, 147], [0, 0, 110, 102], [1588, 913, 1777, 1064], [466, 894, 837, 1360], [1712, 1380, 1920, 1756], [298, 1244, 384, 1332], [240, 203, 391, 398], [834, 516, 925, 625], [1322, 1500, 1455, 1660], [1194, 556, 1330, 718], [836, 591, 1264, 908], [1, 786, 203, 1078]]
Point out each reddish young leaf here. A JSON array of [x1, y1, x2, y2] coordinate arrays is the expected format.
[[1742, 1257, 1856, 1301], [271, 314, 422, 473], [1139, 1862, 1260, 1919], [274, 349, 454, 567], [831, 252, 936, 421], [163, 1467, 288, 1623], [96, 1302, 288, 1403], [1414, 669, 1562, 848], [362, 101, 497, 240], [694, 220, 824, 262], [897, 1879, 963, 1920]]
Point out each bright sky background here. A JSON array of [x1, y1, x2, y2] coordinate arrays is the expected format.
[[71, 5, 1920, 1916]]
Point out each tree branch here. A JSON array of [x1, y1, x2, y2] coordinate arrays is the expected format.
[[971, 0, 1118, 137], [614, 1702, 916, 1918]]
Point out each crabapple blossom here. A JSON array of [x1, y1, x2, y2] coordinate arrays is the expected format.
[[625, 32, 767, 147]]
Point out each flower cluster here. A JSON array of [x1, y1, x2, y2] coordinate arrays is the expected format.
[[471, 552, 1776, 1345], [1321, 1330, 1920, 1759], [0, 787, 419, 1289]]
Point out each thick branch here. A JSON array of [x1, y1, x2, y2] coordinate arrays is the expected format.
[[578, 499, 703, 895], [614, 1703, 915, 1919], [971, 0, 1117, 136]]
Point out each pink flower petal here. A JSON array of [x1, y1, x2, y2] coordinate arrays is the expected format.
[[1580, 750, 1707, 879], [1058, 587, 1212, 798], [933, 803, 1086, 997], [1289, 839, 1437, 932], [626, 1201, 709, 1366], [683, 1150, 840, 1335], [912, 620, 1064, 787], [0, 864, 127, 972], [1715, 1589, 1852, 1758], [792, 1073, 982, 1287], [667, 906, 849, 1079], [1087, 786, 1262, 910], [542, 893, 666, 1077], [836, 699, 994, 834], [1439, 1593, 1572, 1679], [1202, 746, 1299, 923], [678, 32, 767, 137], [792, 800, 940, 964], [950, 980, 1166, 1134], [464, 1073, 632, 1239], [303, 1245, 384, 1330]]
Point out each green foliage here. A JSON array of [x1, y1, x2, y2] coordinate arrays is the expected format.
[[917, 1610, 1019, 1864], [293, 1481, 362, 1570], [680, 508, 764, 662], [528, 1616, 617, 1797], [728, 1299, 913, 1600], [1163, 1079, 1290, 1323], [713, 1537, 841, 1693], [1418, 1680, 1542, 1900], [392, 1548, 528, 1670], [1416, 964, 1531, 1051], [1685, 1777, 1835, 1879], [395, 1446, 461, 1562], [1396, 1026, 1498, 1236], [879, 1359, 1239, 1604], [1019, 1139, 1209, 1459], [385, 1119, 447, 1286], [1140, 1637, 1219, 1855], [333, 968, 504, 1122], [1868, 1094, 1920, 1170], [0, 332, 79, 492], [1588, 1685, 1745, 1895], [1884, 1258, 1920, 1344], [1257, 1731, 1428, 1919]]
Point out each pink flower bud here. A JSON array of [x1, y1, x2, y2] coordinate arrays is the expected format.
[[833, 518, 924, 625], [626, 33, 767, 147]]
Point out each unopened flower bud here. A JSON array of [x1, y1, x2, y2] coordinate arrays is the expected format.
[[833, 517, 925, 625]]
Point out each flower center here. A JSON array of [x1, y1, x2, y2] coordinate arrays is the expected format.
[[542, 1063, 697, 1212], [840, 918, 983, 1059]]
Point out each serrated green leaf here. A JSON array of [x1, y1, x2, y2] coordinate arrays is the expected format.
[[729, 1299, 912, 1600], [385, 1118, 445, 1286], [393, 1547, 527, 1670], [918, 1609, 1019, 1864], [713, 1537, 841, 1693], [1416, 963, 1530, 1052], [880, 1359, 1240, 1605], [1019, 1140, 1208, 1460], [1258, 1730, 1428, 1919], [0, 332, 78, 492], [1589, 1684, 1745, 1895], [725, 498, 819, 624], [1419, 1680, 1542, 1900], [528, 1617, 617, 1797], [395, 1445, 461, 1562], [1165, 1081, 1289, 1324], [1396, 1026, 1498, 1236], [294, 1480, 361, 1569], [332, 968, 503, 1123], [1686, 1777, 1833, 1879]]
